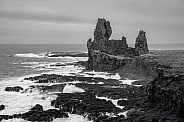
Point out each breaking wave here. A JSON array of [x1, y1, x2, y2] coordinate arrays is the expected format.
[[63, 84, 85, 93], [15, 53, 46, 58]]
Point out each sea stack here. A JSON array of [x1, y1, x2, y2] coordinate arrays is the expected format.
[[87, 18, 149, 71], [135, 30, 149, 55]]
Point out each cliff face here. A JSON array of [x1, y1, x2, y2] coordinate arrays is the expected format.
[[87, 18, 149, 71]]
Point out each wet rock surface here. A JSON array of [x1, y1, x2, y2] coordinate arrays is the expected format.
[[51, 92, 123, 121], [0, 104, 69, 121], [5, 86, 24, 92]]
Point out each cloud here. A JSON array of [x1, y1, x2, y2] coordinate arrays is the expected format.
[[0, 0, 184, 44], [0, 9, 92, 25]]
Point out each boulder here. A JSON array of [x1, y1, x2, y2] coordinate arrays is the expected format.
[[30, 104, 43, 112], [0, 105, 5, 111], [5, 86, 24, 92]]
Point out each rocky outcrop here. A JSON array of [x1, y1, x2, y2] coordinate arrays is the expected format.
[[0, 104, 69, 121], [135, 30, 149, 55], [119, 70, 184, 121], [87, 18, 149, 71], [147, 69, 184, 117], [51, 92, 125, 121]]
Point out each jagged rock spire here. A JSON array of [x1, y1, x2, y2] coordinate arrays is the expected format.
[[94, 18, 112, 41], [135, 30, 149, 55]]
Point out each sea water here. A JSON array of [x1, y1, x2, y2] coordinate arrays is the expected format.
[[0, 44, 122, 121], [0, 44, 184, 121], [0, 44, 90, 121]]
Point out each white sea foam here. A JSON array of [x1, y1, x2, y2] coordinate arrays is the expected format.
[[47, 56, 88, 62], [1, 118, 27, 122], [15, 52, 88, 61], [63, 84, 85, 93], [44, 65, 85, 76], [118, 111, 129, 118], [15, 53, 46, 58], [95, 96, 126, 109], [119, 78, 138, 85], [81, 71, 121, 80], [0, 52, 130, 121], [52, 114, 92, 122], [0, 75, 57, 115]]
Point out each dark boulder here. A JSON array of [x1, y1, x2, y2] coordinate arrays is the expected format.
[[30, 104, 43, 112], [5, 86, 24, 92], [0, 105, 5, 111]]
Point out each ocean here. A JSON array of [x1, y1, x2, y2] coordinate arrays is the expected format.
[[0, 43, 184, 122], [0, 44, 87, 80], [0, 44, 90, 122], [1, 43, 184, 78]]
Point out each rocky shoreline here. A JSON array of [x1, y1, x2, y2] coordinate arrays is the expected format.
[[1, 18, 184, 122]]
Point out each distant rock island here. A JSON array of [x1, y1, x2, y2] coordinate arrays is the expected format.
[[87, 18, 149, 71]]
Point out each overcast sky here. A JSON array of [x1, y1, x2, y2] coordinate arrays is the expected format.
[[0, 0, 183, 44]]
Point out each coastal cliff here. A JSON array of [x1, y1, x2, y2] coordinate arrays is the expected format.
[[87, 18, 149, 71], [85, 19, 184, 121]]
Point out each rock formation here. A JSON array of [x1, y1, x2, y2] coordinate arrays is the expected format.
[[147, 69, 184, 117], [87, 18, 149, 71], [135, 30, 149, 55], [0, 104, 69, 121]]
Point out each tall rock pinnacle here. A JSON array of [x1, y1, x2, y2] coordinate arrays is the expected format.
[[87, 18, 139, 71], [94, 18, 112, 41], [87, 18, 150, 71], [135, 30, 149, 55]]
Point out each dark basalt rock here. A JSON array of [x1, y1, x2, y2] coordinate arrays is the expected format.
[[24, 73, 120, 85], [121, 69, 184, 121], [0, 104, 69, 121], [0, 105, 5, 111], [5, 86, 24, 92], [135, 30, 149, 55], [147, 69, 184, 117], [51, 92, 125, 121], [30, 104, 43, 112], [87, 18, 149, 71]]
